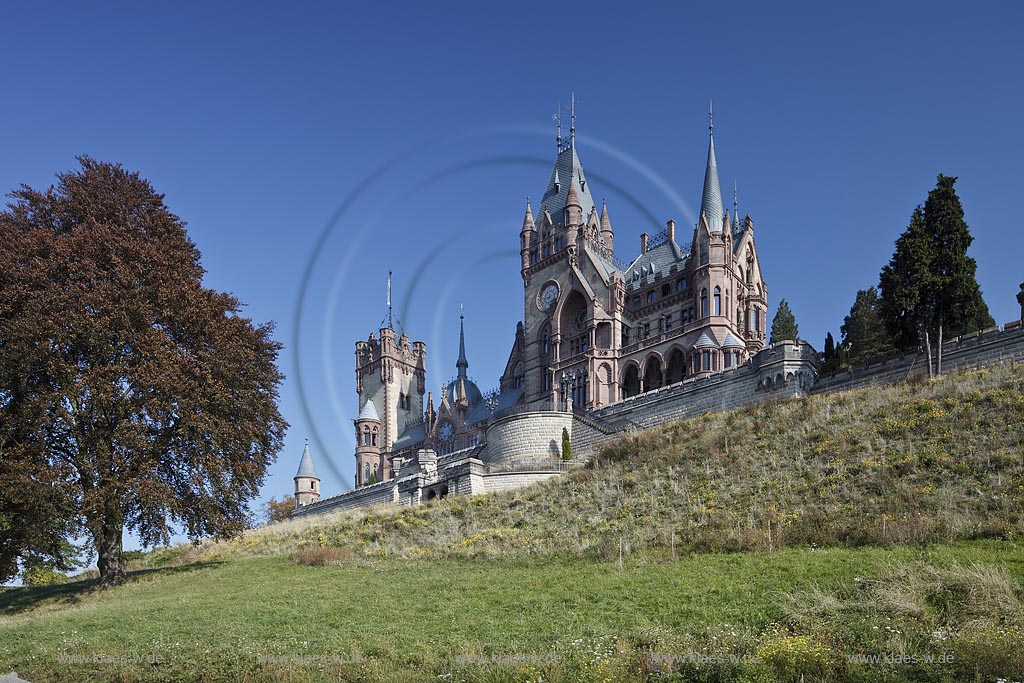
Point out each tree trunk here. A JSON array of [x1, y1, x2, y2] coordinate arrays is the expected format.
[[924, 329, 934, 379], [94, 500, 126, 588]]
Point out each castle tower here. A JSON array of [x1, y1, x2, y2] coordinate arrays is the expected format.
[[353, 399, 382, 486], [293, 439, 320, 509], [353, 279, 427, 485]]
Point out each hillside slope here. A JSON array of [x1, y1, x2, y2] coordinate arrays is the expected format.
[[2, 365, 1023, 683], [215, 365, 1024, 562]]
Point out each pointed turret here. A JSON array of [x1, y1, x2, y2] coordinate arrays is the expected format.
[[521, 198, 536, 270], [293, 439, 320, 509], [599, 198, 613, 250], [456, 309, 469, 380], [522, 199, 535, 233], [699, 101, 724, 233]]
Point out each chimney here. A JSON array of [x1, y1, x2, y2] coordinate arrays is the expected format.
[[666, 219, 675, 243], [640, 232, 649, 254]]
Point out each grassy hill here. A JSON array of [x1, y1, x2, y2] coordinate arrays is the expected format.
[[3, 365, 1024, 682]]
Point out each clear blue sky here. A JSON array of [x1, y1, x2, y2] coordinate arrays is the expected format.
[[3, 1, 1022, 539]]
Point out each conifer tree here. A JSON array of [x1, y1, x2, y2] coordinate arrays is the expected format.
[[769, 299, 799, 343], [879, 175, 993, 353], [841, 287, 894, 364]]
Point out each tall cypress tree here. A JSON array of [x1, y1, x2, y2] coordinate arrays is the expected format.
[[769, 299, 799, 343], [841, 286, 894, 364], [879, 175, 993, 352]]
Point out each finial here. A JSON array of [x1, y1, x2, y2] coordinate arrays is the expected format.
[[527, 195, 531, 210], [460, 302, 464, 320], [708, 98, 714, 135], [305, 437, 309, 446], [733, 180, 738, 218], [569, 93, 576, 149], [602, 197, 607, 209]]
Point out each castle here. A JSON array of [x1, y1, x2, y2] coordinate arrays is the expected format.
[[290, 106, 1024, 516]]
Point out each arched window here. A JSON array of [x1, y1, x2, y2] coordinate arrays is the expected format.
[[753, 308, 760, 332], [372, 427, 378, 446], [542, 333, 550, 355], [364, 463, 370, 484], [700, 289, 708, 318], [702, 349, 710, 371], [700, 240, 709, 265], [362, 426, 370, 446], [713, 287, 721, 316]]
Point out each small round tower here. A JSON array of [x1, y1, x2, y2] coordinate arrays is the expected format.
[[354, 399, 382, 487], [293, 439, 320, 509]]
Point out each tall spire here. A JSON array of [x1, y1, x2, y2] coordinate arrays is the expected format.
[[699, 99, 724, 233], [456, 305, 468, 379]]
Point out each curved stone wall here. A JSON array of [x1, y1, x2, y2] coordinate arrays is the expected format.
[[484, 411, 573, 465]]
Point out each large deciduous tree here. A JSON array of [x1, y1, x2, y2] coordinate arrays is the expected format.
[[769, 299, 799, 343], [840, 286, 894, 364], [879, 175, 993, 358], [0, 158, 287, 587]]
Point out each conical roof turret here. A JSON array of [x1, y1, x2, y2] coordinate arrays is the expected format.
[[565, 172, 581, 209], [600, 200, 612, 234], [294, 439, 319, 479], [522, 199, 535, 233], [700, 101, 724, 233]]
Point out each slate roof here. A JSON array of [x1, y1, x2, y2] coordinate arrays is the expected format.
[[294, 442, 318, 479], [625, 239, 689, 282], [700, 130, 724, 232], [721, 332, 745, 348], [694, 331, 719, 348], [466, 387, 524, 425], [357, 400, 380, 421], [392, 422, 426, 450], [537, 144, 597, 231]]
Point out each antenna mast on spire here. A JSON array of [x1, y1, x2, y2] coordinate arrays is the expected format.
[[733, 180, 738, 219], [569, 93, 577, 150], [553, 104, 561, 153], [708, 98, 714, 135], [386, 270, 393, 328]]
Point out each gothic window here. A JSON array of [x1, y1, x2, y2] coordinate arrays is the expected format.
[[514, 374, 524, 389], [676, 277, 687, 292], [713, 287, 721, 316], [364, 463, 370, 484], [734, 351, 741, 366], [753, 308, 760, 332], [362, 426, 371, 446], [724, 352, 732, 368], [542, 333, 550, 355], [647, 290, 656, 304], [622, 324, 631, 346], [311, 481, 315, 490], [544, 371, 552, 391], [700, 240, 709, 266], [530, 248, 539, 265], [700, 289, 708, 318], [702, 349, 710, 371], [372, 428, 378, 446], [661, 283, 670, 298], [664, 314, 673, 331]]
